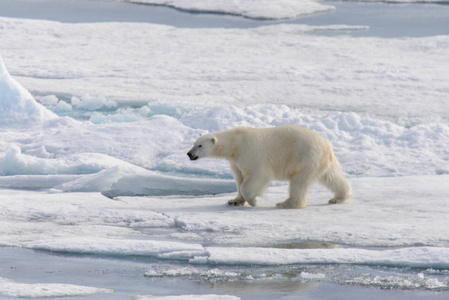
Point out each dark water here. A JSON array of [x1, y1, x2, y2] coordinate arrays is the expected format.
[[1, 247, 448, 299], [0, 0, 449, 37]]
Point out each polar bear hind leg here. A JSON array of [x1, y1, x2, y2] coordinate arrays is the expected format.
[[276, 173, 315, 209], [320, 162, 352, 204]]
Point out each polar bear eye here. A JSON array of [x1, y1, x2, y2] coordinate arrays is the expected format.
[[198, 145, 202, 148]]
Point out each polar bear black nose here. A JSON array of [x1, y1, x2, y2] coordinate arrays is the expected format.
[[187, 152, 198, 160]]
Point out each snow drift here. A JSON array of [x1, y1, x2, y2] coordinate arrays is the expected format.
[[0, 56, 56, 127]]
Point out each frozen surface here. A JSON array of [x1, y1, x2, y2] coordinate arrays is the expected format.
[[0, 57, 56, 128], [1, 175, 449, 296], [203, 246, 449, 268], [129, 0, 335, 19], [1, 175, 449, 259], [1, 17, 448, 119], [1, 22, 448, 188], [0, 3, 449, 298], [0, 277, 112, 298]]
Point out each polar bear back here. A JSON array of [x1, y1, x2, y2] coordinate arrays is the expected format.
[[214, 125, 334, 181]]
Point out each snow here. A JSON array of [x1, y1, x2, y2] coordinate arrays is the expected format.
[[0, 56, 56, 127], [0, 277, 112, 298], [0, 3, 449, 297], [1, 100, 447, 192], [129, 0, 335, 19], [29, 237, 206, 259], [144, 267, 241, 279], [104, 173, 236, 197], [70, 94, 117, 111], [1, 175, 449, 264], [202, 247, 449, 269], [1, 17, 447, 120]]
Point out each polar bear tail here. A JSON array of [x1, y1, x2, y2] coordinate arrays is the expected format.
[[319, 158, 352, 204]]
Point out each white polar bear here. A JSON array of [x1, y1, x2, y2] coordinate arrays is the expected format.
[[187, 126, 351, 209]]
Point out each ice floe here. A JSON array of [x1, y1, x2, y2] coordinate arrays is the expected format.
[[1, 18, 447, 119], [128, 0, 335, 19], [0, 277, 112, 298]]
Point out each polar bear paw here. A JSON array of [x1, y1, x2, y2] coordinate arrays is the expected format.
[[275, 201, 289, 208], [276, 200, 305, 209], [228, 198, 245, 206], [328, 197, 347, 204]]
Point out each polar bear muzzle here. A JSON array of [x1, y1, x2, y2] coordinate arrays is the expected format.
[[187, 151, 198, 161]]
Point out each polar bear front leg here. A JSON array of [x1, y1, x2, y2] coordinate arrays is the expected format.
[[276, 174, 311, 209], [228, 197, 245, 206], [239, 172, 270, 207], [328, 197, 348, 204], [228, 162, 246, 206]]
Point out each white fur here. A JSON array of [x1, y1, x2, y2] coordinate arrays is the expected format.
[[187, 126, 352, 209]]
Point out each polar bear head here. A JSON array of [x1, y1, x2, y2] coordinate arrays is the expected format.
[[187, 133, 217, 161]]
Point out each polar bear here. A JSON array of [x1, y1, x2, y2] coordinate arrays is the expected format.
[[187, 126, 351, 209]]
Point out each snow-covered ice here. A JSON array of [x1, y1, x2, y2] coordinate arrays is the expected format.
[[1, 175, 449, 291], [0, 277, 112, 299], [129, 0, 335, 19], [0, 57, 56, 127], [1, 17, 447, 118], [0, 2, 449, 298]]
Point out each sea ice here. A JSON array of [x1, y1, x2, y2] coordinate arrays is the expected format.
[[28, 237, 206, 259], [71, 94, 117, 111], [1, 175, 448, 262], [128, 0, 335, 19], [1, 17, 447, 120], [0, 56, 56, 127], [0, 277, 112, 298], [104, 173, 236, 197], [200, 246, 449, 269], [0, 9, 449, 296]]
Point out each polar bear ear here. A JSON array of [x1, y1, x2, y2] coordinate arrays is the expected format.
[[211, 137, 217, 144], [199, 133, 203, 137]]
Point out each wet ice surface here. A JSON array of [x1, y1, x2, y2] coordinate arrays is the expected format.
[[3, 248, 447, 300], [0, 177, 449, 299], [1, 0, 449, 299]]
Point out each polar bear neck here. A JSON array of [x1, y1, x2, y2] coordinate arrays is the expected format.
[[212, 129, 241, 161]]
